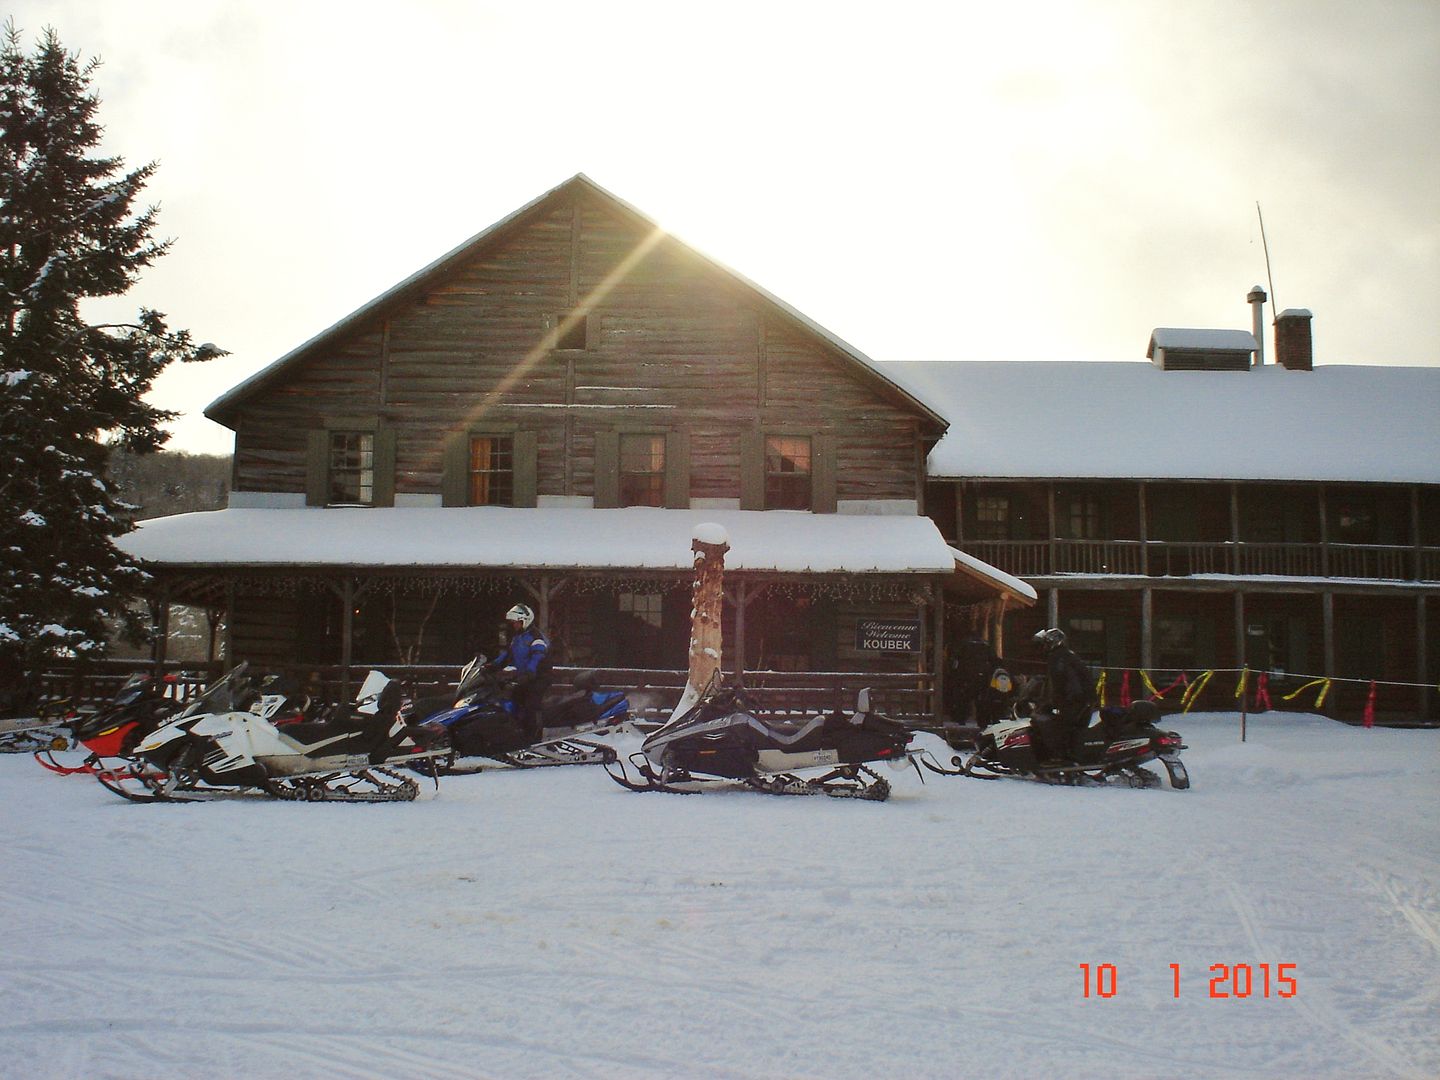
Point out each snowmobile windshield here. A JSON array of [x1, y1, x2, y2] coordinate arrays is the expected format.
[[178, 662, 252, 719], [112, 672, 152, 704], [453, 656, 487, 700]]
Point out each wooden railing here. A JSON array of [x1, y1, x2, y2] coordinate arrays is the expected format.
[[967, 540, 1440, 582], [27, 660, 936, 724]]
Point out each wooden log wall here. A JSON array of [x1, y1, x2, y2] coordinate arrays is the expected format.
[[230, 192, 929, 505]]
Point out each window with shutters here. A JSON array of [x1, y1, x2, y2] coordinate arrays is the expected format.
[[328, 432, 374, 505], [620, 433, 665, 507], [764, 435, 811, 511], [468, 435, 514, 506]]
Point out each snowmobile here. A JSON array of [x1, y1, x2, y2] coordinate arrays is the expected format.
[[605, 677, 919, 801], [35, 671, 188, 776], [98, 664, 444, 803], [406, 657, 629, 775], [923, 698, 1189, 789]]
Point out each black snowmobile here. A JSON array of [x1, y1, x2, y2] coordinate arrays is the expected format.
[[924, 699, 1190, 789], [606, 677, 918, 800], [405, 657, 628, 775]]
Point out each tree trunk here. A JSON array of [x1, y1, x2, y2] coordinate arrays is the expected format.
[[671, 525, 729, 721]]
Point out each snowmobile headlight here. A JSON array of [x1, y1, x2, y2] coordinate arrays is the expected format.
[[50, 735, 69, 751]]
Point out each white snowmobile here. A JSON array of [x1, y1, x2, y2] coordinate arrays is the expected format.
[[99, 664, 445, 803], [606, 676, 920, 801]]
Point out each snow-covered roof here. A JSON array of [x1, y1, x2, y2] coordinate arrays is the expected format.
[[882, 361, 1440, 484], [120, 507, 1010, 585], [205, 174, 944, 431], [1147, 328, 1257, 355]]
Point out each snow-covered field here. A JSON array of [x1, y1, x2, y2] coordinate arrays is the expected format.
[[2, 712, 1437, 1080]]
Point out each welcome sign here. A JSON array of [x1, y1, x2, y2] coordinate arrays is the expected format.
[[855, 619, 921, 653]]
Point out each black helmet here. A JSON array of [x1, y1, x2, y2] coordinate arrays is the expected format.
[[1033, 627, 1066, 652]]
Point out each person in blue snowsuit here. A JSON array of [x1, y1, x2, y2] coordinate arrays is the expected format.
[[486, 603, 552, 741]]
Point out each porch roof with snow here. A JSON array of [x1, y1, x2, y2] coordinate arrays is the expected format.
[[120, 507, 1036, 604], [882, 361, 1440, 484]]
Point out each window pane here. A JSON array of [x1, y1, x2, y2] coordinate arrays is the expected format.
[[328, 432, 374, 504], [620, 434, 665, 507], [469, 435, 514, 506], [764, 436, 811, 510], [975, 496, 1010, 541]]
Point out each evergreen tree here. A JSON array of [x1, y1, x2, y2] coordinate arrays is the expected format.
[[0, 23, 220, 685]]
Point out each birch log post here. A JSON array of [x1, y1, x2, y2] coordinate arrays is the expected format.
[[670, 523, 730, 721]]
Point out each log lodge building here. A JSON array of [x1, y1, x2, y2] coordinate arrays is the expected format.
[[123, 175, 1440, 721]]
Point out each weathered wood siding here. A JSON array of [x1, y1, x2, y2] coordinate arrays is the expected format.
[[230, 191, 928, 505]]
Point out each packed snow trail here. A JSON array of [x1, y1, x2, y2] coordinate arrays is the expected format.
[[1, 712, 1436, 1079]]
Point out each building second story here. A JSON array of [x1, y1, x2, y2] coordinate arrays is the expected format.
[[886, 350, 1440, 586], [207, 174, 946, 519]]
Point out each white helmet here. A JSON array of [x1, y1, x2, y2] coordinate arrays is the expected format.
[[1033, 627, 1066, 652], [505, 603, 535, 630]]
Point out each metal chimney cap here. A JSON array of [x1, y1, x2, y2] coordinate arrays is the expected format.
[[1247, 285, 1267, 303]]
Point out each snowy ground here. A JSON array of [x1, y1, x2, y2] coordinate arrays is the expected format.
[[2, 711, 1437, 1080]]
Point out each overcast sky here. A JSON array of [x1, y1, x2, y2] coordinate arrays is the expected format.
[[10, 0, 1438, 455]]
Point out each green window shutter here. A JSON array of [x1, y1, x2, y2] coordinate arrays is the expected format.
[[514, 430, 539, 508], [740, 430, 764, 511], [441, 433, 469, 507], [372, 426, 397, 507], [594, 431, 619, 508], [664, 430, 691, 510], [306, 430, 329, 506], [812, 433, 837, 514]]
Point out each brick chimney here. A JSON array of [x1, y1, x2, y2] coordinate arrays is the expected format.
[[1274, 309, 1313, 371]]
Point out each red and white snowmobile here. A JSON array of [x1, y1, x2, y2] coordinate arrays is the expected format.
[[98, 664, 445, 803], [35, 672, 187, 777], [606, 677, 920, 801]]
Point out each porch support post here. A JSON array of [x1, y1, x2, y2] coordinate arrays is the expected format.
[[151, 586, 171, 674], [1234, 590, 1246, 671], [340, 577, 355, 704], [1318, 485, 1330, 576], [929, 582, 945, 723], [1047, 483, 1057, 574], [1230, 483, 1241, 575], [1322, 591, 1335, 679], [993, 596, 1009, 657], [1412, 486, 1423, 581], [1047, 586, 1059, 629], [1140, 587, 1153, 671], [223, 582, 235, 670], [1138, 482, 1149, 576], [1417, 595, 1428, 720], [725, 580, 751, 686]]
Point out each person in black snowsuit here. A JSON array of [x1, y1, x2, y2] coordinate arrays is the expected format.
[[946, 637, 1003, 726], [1031, 627, 1096, 762], [485, 603, 553, 741]]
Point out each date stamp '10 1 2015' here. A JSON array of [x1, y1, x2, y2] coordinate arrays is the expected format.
[[1080, 963, 1298, 999]]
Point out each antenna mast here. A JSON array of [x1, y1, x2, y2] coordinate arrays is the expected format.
[[1256, 202, 1277, 314]]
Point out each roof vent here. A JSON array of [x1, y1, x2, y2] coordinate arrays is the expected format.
[[1147, 328, 1258, 371]]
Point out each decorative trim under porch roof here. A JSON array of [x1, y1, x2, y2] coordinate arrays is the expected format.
[[119, 507, 1026, 602]]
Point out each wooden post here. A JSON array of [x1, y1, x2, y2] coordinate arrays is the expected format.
[[1138, 482, 1149, 577], [1047, 483, 1057, 574], [1140, 587, 1153, 671], [930, 584, 945, 723], [733, 581, 749, 686], [1318, 485, 1330, 576], [1412, 486, 1423, 581], [1322, 591, 1335, 682], [151, 588, 171, 675], [1229, 483, 1241, 575], [994, 596, 1008, 657], [339, 577, 355, 704], [672, 524, 729, 721], [1233, 591, 1246, 673]]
